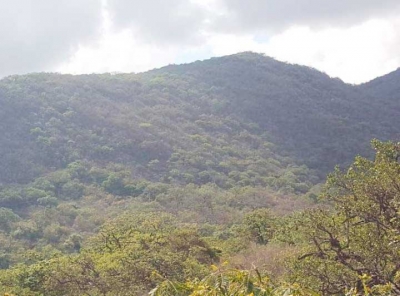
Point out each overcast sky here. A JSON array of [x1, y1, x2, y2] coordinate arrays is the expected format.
[[2, 0, 400, 83]]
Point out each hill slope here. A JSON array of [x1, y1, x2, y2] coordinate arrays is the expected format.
[[149, 53, 399, 171], [0, 52, 399, 188], [0, 69, 315, 193], [0, 52, 398, 272], [359, 67, 400, 100]]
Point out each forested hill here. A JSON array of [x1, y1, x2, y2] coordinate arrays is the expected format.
[[1, 52, 398, 187], [149, 53, 399, 172], [0, 52, 400, 295]]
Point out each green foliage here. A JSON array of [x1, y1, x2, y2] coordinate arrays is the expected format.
[[0, 208, 20, 233], [0, 54, 398, 295], [288, 141, 400, 294], [240, 209, 276, 245], [0, 213, 219, 295], [150, 267, 319, 296], [4, 52, 396, 189]]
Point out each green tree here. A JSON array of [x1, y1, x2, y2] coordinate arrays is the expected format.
[[241, 209, 276, 245], [0, 208, 20, 233], [150, 267, 318, 296], [290, 141, 400, 294], [0, 212, 219, 295]]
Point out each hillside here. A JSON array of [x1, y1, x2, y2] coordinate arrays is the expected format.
[[359, 67, 400, 100], [1, 53, 399, 187], [0, 52, 399, 294], [149, 53, 399, 171], [0, 66, 316, 191]]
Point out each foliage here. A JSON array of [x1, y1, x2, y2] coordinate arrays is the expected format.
[[0, 213, 219, 295], [240, 209, 277, 245], [0, 53, 398, 295], [150, 267, 319, 296], [289, 141, 400, 294]]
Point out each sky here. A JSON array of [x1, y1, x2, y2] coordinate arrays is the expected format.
[[2, 0, 400, 84]]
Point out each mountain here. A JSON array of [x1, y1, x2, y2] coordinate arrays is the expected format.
[[149, 53, 400, 172], [0, 52, 399, 189], [0, 52, 399, 294]]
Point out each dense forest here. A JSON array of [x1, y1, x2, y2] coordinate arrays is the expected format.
[[0, 52, 399, 295]]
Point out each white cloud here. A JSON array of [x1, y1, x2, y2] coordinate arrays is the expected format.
[[58, 8, 180, 74], [151, 16, 400, 83], [262, 18, 400, 83], [43, 1, 400, 83], [58, 28, 179, 75]]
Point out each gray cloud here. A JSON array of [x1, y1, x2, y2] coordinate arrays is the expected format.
[[0, 0, 102, 77], [214, 0, 400, 33], [106, 0, 207, 45]]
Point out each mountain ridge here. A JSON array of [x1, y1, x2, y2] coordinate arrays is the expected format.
[[0, 52, 398, 186], [136, 52, 400, 170], [130, 52, 398, 86]]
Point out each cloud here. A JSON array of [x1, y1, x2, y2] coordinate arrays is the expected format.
[[60, 10, 400, 84], [214, 0, 400, 33], [263, 19, 400, 83], [0, 0, 102, 77], [58, 27, 181, 75], [2, 0, 400, 84], [106, 0, 208, 45], [203, 17, 400, 84], [58, 6, 205, 75]]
